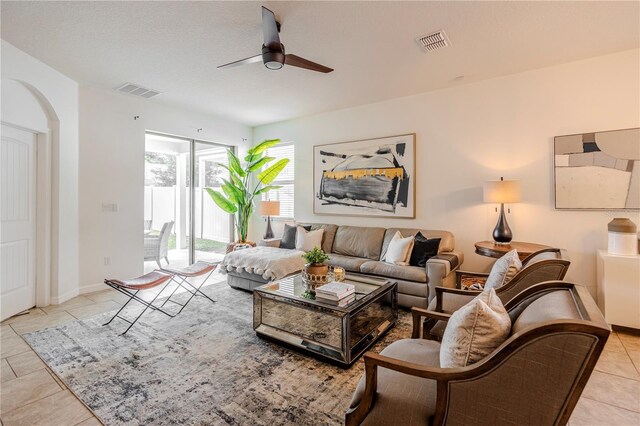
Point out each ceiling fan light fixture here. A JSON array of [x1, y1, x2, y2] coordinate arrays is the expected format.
[[265, 60, 284, 70], [262, 47, 285, 70]]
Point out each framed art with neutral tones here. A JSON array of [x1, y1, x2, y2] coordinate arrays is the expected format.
[[554, 128, 639, 210], [313, 133, 416, 218]]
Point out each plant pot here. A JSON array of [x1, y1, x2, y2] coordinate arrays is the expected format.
[[304, 263, 329, 276], [226, 241, 256, 254]]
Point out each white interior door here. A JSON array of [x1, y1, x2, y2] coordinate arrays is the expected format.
[[1, 125, 37, 321]]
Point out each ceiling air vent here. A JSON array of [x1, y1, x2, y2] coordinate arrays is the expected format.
[[416, 30, 450, 52], [115, 83, 161, 99]]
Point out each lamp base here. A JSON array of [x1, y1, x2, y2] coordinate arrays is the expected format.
[[492, 241, 512, 246], [492, 203, 513, 244], [263, 216, 274, 240]]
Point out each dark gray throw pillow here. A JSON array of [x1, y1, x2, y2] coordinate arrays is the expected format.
[[280, 224, 311, 249], [410, 232, 441, 267]]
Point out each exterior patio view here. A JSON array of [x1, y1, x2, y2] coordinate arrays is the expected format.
[[144, 133, 233, 272]]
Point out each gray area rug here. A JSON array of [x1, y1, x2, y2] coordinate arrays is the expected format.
[[24, 283, 411, 425]]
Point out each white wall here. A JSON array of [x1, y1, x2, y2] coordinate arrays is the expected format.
[[78, 86, 251, 291], [1, 40, 80, 303], [253, 49, 640, 297]]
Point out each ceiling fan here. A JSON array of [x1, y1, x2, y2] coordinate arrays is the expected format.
[[217, 6, 333, 73]]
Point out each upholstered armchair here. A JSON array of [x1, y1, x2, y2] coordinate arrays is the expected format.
[[424, 248, 570, 340], [144, 221, 174, 268], [345, 281, 609, 426]]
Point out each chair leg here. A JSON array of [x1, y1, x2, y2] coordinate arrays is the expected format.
[[165, 256, 169, 264], [121, 290, 164, 335], [103, 290, 138, 327], [156, 259, 161, 268]]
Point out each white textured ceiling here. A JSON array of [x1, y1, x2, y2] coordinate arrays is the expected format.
[[2, 1, 638, 126]]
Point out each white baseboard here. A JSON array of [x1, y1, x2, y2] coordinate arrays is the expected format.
[[51, 288, 80, 305], [49, 283, 107, 305], [79, 283, 107, 295]]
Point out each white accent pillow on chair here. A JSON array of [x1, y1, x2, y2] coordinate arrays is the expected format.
[[483, 249, 522, 291], [440, 288, 511, 368], [383, 231, 415, 265], [295, 226, 324, 252]]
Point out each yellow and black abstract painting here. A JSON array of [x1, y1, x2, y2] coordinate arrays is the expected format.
[[313, 134, 415, 218]]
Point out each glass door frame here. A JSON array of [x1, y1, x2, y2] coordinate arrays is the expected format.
[[145, 131, 236, 264]]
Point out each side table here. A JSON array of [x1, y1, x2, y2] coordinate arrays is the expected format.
[[596, 249, 640, 330], [474, 240, 552, 261]]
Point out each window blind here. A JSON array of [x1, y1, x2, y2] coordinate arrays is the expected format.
[[263, 143, 294, 219]]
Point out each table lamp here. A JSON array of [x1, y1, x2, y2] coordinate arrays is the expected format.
[[483, 177, 522, 245], [259, 200, 280, 239]]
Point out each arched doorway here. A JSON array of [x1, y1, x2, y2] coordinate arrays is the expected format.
[[1, 79, 58, 320]]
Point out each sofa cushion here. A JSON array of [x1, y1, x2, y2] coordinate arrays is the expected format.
[[511, 290, 580, 335], [484, 249, 522, 291], [440, 289, 511, 368], [360, 261, 427, 283], [409, 232, 441, 267], [295, 227, 324, 252], [381, 228, 454, 259], [383, 231, 414, 265], [281, 224, 311, 249], [350, 339, 439, 425], [300, 223, 338, 254], [426, 292, 478, 339], [326, 254, 369, 272], [332, 226, 385, 260]]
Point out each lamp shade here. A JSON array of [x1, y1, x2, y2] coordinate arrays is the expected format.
[[483, 179, 522, 204], [259, 200, 280, 216]]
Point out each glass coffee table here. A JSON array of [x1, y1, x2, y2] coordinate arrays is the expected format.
[[253, 273, 398, 367]]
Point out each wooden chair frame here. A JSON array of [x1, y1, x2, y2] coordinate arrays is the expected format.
[[345, 282, 610, 426]]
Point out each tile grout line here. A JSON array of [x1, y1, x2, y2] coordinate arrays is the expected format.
[[12, 327, 106, 424], [593, 367, 640, 382], [618, 338, 640, 377], [0, 387, 68, 417], [580, 395, 640, 415], [4, 357, 18, 379]]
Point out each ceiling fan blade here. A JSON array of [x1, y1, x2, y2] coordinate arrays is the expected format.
[[285, 54, 333, 73], [217, 54, 263, 69], [262, 6, 281, 50]]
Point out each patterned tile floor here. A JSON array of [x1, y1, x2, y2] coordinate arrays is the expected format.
[[1, 277, 639, 425]]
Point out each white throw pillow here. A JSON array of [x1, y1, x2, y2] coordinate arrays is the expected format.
[[483, 249, 522, 291], [295, 226, 324, 252], [440, 288, 511, 368], [384, 231, 414, 265]]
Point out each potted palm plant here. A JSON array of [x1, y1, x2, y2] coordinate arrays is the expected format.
[[205, 139, 289, 252]]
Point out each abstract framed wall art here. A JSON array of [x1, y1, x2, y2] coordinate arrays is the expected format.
[[554, 128, 639, 209], [313, 134, 415, 218]]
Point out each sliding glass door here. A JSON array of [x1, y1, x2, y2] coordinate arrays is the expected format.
[[193, 141, 232, 263], [144, 133, 233, 270]]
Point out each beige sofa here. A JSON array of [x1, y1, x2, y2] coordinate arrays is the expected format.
[[226, 223, 463, 309]]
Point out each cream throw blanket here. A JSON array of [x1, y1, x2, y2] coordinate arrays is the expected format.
[[220, 247, 305, 280]]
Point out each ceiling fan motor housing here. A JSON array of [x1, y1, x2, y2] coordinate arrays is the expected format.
[[262, 44, 285, 70]]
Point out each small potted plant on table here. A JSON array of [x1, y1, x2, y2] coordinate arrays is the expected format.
[[302, 247, 330, 288]]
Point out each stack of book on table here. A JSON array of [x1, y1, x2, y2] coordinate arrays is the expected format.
[[315, 282, 356, 306]]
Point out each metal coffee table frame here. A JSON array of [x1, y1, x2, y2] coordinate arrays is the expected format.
[[253, 274, 398, 367]]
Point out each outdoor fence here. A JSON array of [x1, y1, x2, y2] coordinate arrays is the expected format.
[[144, 186, 231, 242]]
